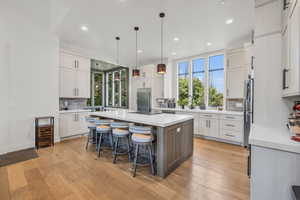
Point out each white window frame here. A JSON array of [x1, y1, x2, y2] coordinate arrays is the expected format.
[[176, 50, 226, 109]]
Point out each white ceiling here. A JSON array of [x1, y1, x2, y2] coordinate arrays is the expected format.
[[56, 0, 255, 67]]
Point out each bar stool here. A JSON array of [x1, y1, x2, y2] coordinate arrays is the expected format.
[[111, 122, 131, 163], [85, 116, 97, 150], [95, 119, 113, 157], [129, 125, 155, 177]]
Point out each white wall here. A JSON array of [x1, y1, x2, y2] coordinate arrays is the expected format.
[[0, 1, 59, 154]]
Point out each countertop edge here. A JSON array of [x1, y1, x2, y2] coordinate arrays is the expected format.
[[89, 111, 194, 127], [249, 124, 300, 154], [153, 107, 243, 116]]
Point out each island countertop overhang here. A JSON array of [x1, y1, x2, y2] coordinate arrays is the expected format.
[[89, 111, 194, 127]]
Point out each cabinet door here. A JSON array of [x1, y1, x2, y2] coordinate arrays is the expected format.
[[60, 52, 77, 69], [199, 118, 209, 136], [165, 126, 182, 169], [78, 112, 89, 133], [77, 56, 91, 72], [77, 70, 91, 98], [227, 50, 247, 69], [207, 119, 219, 138], [288, 1, 300, 95], [60, 68, 76, 98], [227, 68, 247, 99], [59, 114, 70, 138]]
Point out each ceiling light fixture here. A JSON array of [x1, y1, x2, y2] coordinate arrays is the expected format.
[[226, 18, 234, 24], [132, 26, 140, 77], [173, 37, 179, 42], [207, 42, 212, 46], [114, 36, 120, 81], [220, 0, 225, 5], [172, 52, 177, 55], [81, 25, 88, 31], [157, 12, 167, 75], [137, 49, 143, 53]]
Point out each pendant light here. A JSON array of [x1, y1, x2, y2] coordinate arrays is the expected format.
[[132, 26, 140, 77], [114, 36, 120, 81], [157, 12, 167, 74]]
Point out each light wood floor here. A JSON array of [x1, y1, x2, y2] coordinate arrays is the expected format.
[[0, 137, 249, 200]]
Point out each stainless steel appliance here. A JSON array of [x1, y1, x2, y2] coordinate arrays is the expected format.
[[244, 75, 254, 147], [137, 88, 152, 113]]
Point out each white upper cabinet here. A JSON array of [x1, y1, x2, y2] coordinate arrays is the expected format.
[[283, 0, 300, 97], [227, 49, 247, 69], [226, 48, 249, 99], [60, 52, 77, 69], [227, 68, 247, 99], [59, 50, 91, 98], [60, 67, 77, 98]]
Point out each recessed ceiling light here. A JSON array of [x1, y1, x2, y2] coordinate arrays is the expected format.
[[173, 37, 179, 41], [207, 42, 212, 46], [81, 25, 88, 31], [220, 0, 225, 5], [225, 19, 234, 25], [137, 49, 143, 53], [171, 52, 177, 55]]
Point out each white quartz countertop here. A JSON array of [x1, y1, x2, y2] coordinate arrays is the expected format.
[[89, 110, 194, 127], [249, 124, 300, 154], [153, 107, 243, 116], [59, 109, 91, 114]]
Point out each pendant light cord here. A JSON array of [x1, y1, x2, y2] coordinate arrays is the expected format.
[[117, 39, 119, 65], [161, 16, 163, 64], [136, 29, 138, 69]]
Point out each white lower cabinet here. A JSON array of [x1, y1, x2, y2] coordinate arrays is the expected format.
[[59, 112, 89, 138], [199, 117, 219, 138], [175, 110, 244, 145]]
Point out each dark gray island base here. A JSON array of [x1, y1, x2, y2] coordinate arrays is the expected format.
[[90, 111, 194, 178], [156, 119, 194, 177]]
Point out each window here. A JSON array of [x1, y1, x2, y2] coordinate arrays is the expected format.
[[176, 53, 225, 109], [114, 72, 120, 107], [107, 73, 113, 106], [120, 70, 128, 107], [192, 58, 205, 106], [94, 72, 104, 106], [177, 61, 189, 106], [208, 54, 224, 108]]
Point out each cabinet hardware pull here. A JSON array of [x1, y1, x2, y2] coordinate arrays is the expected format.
[[225, 124, 235, 127], [74, 60, 77, 68], [225, 133, 235, 137], [225, 116, 235, 119], [283, 68, 289, 89]]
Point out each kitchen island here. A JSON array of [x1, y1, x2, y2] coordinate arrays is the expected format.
[[90, 110, 194, 178]]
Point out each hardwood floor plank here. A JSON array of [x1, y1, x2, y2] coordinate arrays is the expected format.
[[7, 164, 27, 193], [0, 137, 250, 200], [0, 167, 11, 200]]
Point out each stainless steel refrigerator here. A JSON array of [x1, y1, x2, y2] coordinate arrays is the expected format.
[[137, 88, 152, 113], [244, 75, 254, 147]]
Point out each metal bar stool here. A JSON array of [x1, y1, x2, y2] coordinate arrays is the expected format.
[[85, 116, 98, 150], [129, 125, 155, 177], [95, 119, 114, 157], [111, 122, 131, 163]]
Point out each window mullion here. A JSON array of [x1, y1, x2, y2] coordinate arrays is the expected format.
[[205, 58, 209, 108]]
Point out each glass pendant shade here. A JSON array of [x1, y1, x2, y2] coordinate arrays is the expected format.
[[157, 63, 166, 74], [132, 69, 140, 77]]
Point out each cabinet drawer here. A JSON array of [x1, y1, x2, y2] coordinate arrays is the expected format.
[[220, 129, 242, 142], [221, 119, 243, 131], [221, 114, 243, 121], [199, 113, 218, 119]]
